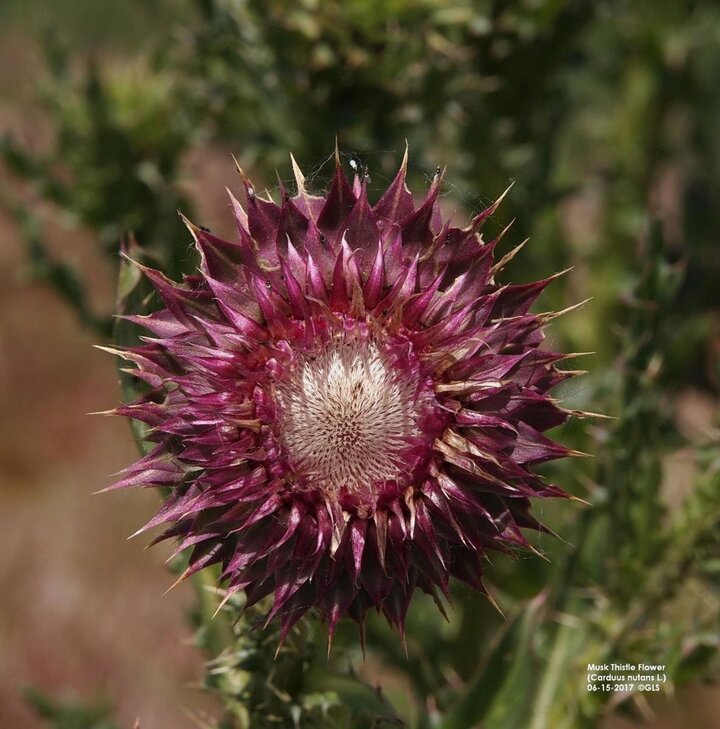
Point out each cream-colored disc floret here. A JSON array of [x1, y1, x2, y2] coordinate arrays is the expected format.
[[276, 336, 420, 492]]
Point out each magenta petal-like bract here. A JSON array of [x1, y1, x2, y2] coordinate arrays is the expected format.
[[106, 151, 580, 642]]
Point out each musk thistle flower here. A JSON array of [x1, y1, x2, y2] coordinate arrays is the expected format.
[[104, 150, 583, 642]]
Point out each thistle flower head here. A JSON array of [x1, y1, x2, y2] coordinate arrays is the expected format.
[[105, 149, 581, 642]]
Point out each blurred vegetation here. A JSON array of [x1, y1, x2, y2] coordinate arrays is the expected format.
[[2, 0, 719, 727], [24, 688, 118, 729]]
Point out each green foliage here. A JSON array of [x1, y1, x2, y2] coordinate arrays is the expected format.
[[175, 0, 596, 238], [196, 593, 401, 729], [24, 688, 119, 729], [1, 32, 193, 333]]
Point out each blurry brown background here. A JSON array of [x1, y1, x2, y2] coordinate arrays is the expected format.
[[0, 11, 216, 726], [0, 145, 212, 729]]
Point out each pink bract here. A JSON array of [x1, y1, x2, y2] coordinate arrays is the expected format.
[[104, 149, 582, 643]]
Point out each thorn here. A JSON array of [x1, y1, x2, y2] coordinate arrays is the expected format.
[[469, 182, 515, 231], [526, 541, 551, 563], [567, 493, 593, 506], [274, 638, 285, 661], [212, 591, 234, 619], [484, 588, 505, 619], [334, 136, 341, 167], [87, 408, 118, 417], [117, 252, 152, 277], [548, 266, 575, 282], [92, 344, 125, 357], [569, 409, 616, 421], [541, 297, 593, 322], [178, 211, 201, 241], [163, 568, 190, 596], [261, 606, 279, 632], [230, 153, 244, 177], [495, 180, 515, 206], [568, 448, 593, 458], [225, 185, 250, 233], [486, 218, 516, 248], [231, 155, 255, 198], [490, 238, 529, 275], [290, 153, 306, 195], [275, 170, 291, 203], [127, 525, 147, 540]]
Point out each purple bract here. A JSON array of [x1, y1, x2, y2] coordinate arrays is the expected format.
[[104, 149, 583, 643]]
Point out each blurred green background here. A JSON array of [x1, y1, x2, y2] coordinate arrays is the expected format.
[[0, 1, 718, 728]]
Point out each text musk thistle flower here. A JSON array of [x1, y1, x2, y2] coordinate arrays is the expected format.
[[103, 149, 586, 643]]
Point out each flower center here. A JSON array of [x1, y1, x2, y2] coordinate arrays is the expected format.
[[275, 336, 420, 493]]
